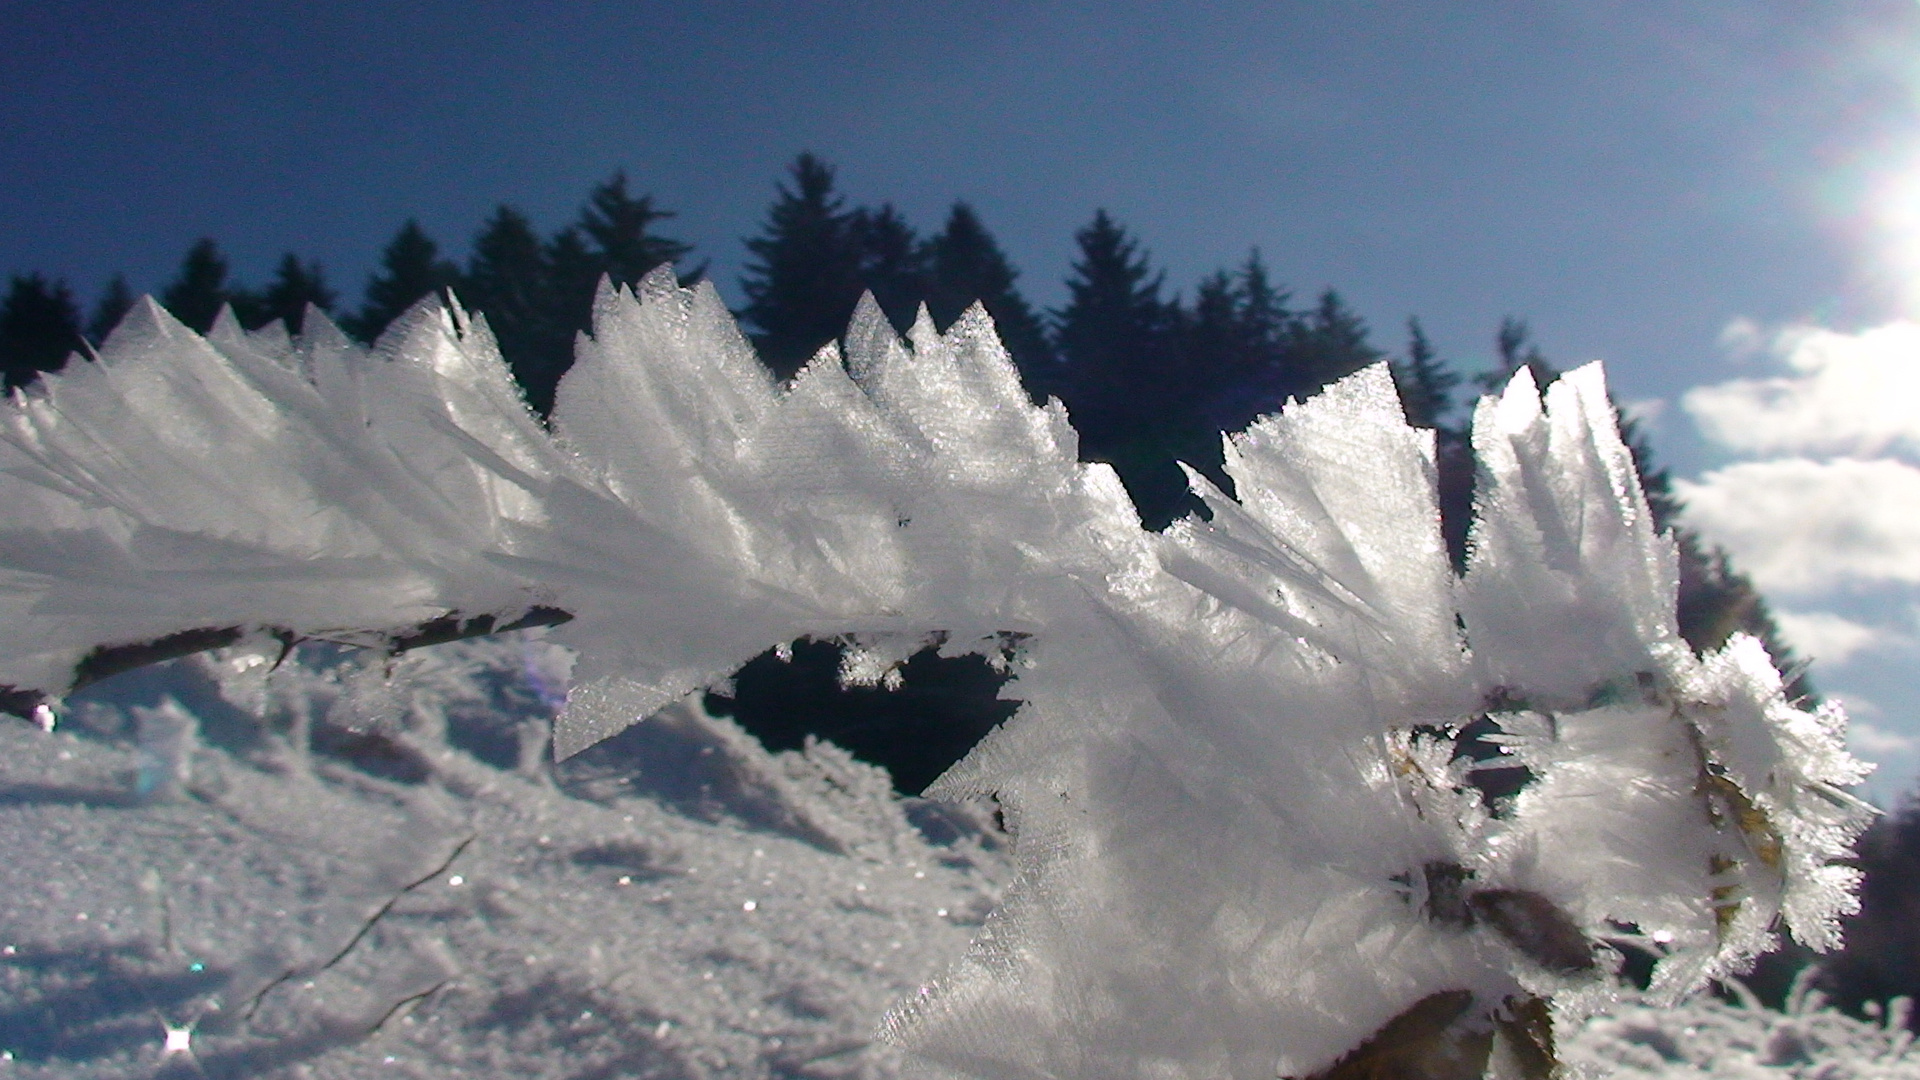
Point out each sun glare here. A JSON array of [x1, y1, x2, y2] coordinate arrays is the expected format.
[[1863, 140, 1920, 315]]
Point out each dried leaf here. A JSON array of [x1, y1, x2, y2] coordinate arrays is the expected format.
[[1490, 995, 1556, 1080], [1468, 889, 1595, 976], [1302, 990, 1492, 1080]]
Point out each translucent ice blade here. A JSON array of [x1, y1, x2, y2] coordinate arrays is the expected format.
[[1162, 364, 1472, 722], [1460, 363, 1685, 706]]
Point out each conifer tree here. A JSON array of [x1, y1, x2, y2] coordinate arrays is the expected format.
[[0, 274, 83, 391], [923, 202, 1052, 393], [850, 202, 924, 336], [463, 206, 564, 412], [345, 220, 457, 343], [534, 176, 698, 393], [1481, 315, 1552, 392], [464, 207, 547, 343], [739, 153, 865, 379], [1184, 269, 1242, 402], [578, 172, 693, 290], [1285, 288, 1381, 396], [1053, 210, 1180, 440], [87, 275, 134, 345], [1053, 210, 1190, 524], [543, 225, 603, 363], [160, 238, 234, 333], [245, 253, 335, 334], [543, 177, 698, 409], [1185, 250, 1294, 434], [1170, 269, 1251, 493], [1391, 317, 1459, 430], [1233, 250, 1292, 370]]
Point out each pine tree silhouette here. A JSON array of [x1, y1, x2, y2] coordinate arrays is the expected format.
[[1185, 269, 1242, 399], [463, 206, 563, 412], [1053, 210, 1188, 524], [1288, 288, 1382, 395], [549, 176, 698, 408], [160, 239, 233, 333], [740, 153, 865, 379], [87, 275, 134, 345], [346, 220, 457, 343], [1392, 317, 1459, 430], [924, 202, 1052, 396], [243, 253, 335, 334], [1184, 250, 1295, 435], [1481, 315, 1552, 392], [544, 224, 603, 372], [1391, 318, 1475, 569], [578, 172, 693, 290], [1235, 252, 1292, 372], [850, 203, 925, 336], [0, 274, 83, 391], [1054, 210, 1180, 440]]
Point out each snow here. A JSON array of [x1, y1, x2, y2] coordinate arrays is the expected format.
[[0, 273, 1880, 1077], [0, 634, 1004, 1078], [1566, 983, 1920, 1079]]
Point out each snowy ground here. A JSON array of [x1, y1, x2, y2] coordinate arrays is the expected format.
[[1567, 992, 1918, 1079], [0, 632, 1909, 1079], [0, 633, 1004, 1079]]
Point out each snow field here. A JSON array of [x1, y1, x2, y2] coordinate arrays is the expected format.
[[0, 636, 1002, 1079]]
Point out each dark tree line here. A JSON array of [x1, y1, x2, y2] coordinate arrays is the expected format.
[[1815, 800, 1920, 1020], [738, 153, 1050, 382], [736, 158, 1389, 528], [0, 173, 688, 414], [0, 150, 1803, 751]]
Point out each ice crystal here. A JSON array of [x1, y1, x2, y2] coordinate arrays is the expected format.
[[0, 271, 1872, 1078]]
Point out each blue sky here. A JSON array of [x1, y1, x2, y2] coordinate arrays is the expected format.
[[6, 1, 1920, 796]]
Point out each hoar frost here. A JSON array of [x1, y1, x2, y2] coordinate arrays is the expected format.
[[0, 269, 1873, 1079]]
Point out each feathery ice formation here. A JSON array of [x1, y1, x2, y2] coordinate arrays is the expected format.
[[0, 268, 1872, 1078]]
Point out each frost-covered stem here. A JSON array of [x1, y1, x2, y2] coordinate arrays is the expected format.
[[0, 607, 573, 722]]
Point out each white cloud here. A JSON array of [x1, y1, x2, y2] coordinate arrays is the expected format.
[[1716, 316, 1766, 360], [1849, 720, 1916, 759], [1618, 397, 1666, 428], [1682, 320, 1920, 457], [1674, 456, 1920, 593], [1772, 609, 1891, 665], [1679, 319, 1920, 796], [1831, 691, 1884, 722]]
